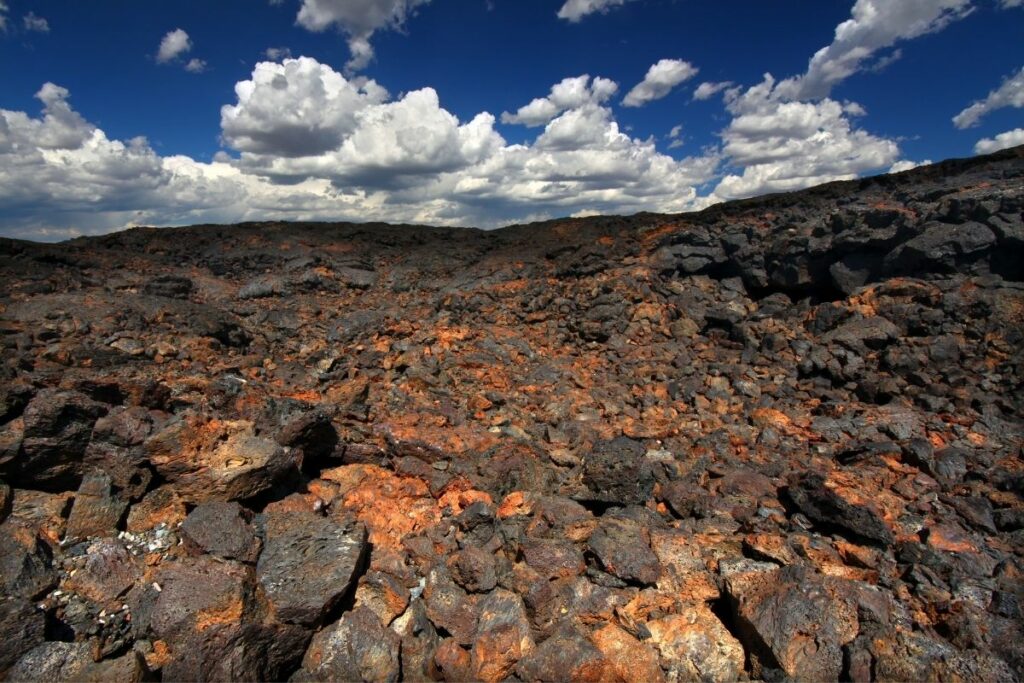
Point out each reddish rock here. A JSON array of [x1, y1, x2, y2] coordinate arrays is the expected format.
[[470, 589, 535, 682], [646, 605, 745, 683], [146, 416, 298, 503], [724, 563, 859, 681], [299, 606, 400, 682], [181, 501, 261, 563], [64, 470, 128, 542], [590, 623, 666, 683], [515, 622, 614, 682]]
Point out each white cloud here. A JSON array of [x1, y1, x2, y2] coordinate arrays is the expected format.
[[220, 57, 389, 157], [0, 1, 8, 32], [264, 46, 292, 60], [774, 0, 973, 100], [1000, 0, 1022, 7], [23, 12, 49, 32], [0, 63, 727, 241], [712, 74, 899, 199], [953, 66, 1024, 128], [500, 75, 617, 127], [557, 0, 635, 22], [185, 58, 207, 73], [622, 59, 699, 107], [692, 81, 732, 101], [974, 127, 1024, 154], [156, 29, 192, 64], [294, 0, 430, 72], [669, 125, 682, 138], [889, 158, 930, 173]]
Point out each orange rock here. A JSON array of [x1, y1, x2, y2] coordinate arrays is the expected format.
[[590, 623, 666, 683]]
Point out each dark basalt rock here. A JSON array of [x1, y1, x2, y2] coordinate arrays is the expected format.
[[0, 149, 1022, 682], [256, 510, 368, 627], [181, 501, 262, 563], [0, 598, 46, 678], [577, 436, 654, 505], [12, 389, 107, 490]]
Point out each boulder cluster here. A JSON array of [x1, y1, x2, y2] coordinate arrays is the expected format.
[[0, 147, 1022, 681]]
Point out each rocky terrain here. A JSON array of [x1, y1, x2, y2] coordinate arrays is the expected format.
[[0, 145, 1022, 682]]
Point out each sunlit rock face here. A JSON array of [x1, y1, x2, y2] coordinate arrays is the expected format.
[[0, 147, 1022, 681]]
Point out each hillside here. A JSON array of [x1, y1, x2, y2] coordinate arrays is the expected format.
[[1, 146, 1023, 681]]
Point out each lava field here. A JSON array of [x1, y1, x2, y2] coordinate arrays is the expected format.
[[1, 146, 1023, 682]]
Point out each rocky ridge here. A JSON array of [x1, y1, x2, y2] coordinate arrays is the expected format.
[[0, 146, 1022, 681]]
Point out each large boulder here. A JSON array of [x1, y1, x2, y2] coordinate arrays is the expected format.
[[145, 416, 299, 503], [13, 389, 107, 489], [256, 509, 368, 626]]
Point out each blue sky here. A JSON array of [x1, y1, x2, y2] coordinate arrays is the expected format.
[[0, 0, 1021, 240]]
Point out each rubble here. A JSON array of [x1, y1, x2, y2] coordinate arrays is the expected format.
[[0, 147, 1022, 680]]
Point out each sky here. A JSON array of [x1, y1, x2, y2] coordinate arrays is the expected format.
[[0, 0, 1022, 241]]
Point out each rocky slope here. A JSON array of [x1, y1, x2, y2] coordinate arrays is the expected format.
[[0, 146, 1022, 682]]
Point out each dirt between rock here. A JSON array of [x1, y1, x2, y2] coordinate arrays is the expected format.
[[1, 146, 1023, 682]]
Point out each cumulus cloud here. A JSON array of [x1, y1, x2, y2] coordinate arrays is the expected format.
[[1000, 0, 1022, 7], [1, 60, 730, 240], [0, 1, 8, 32], [500, 75, 617, 127], [557, 0, 635, 22], [220, 57, 389, 157], [889, 158, 931, 173], [953, 66, 1024, 128], [156, 28, 192, 64], [185, 58, 207, 73], [712, 74, 899, 199], [775, 0, 973, 100], [294, 0, 430, 72], [692, 81, 732, 101], [622, 59, 699, 107], [974, 128, 1024, 154], [23, 12, 49, 32]]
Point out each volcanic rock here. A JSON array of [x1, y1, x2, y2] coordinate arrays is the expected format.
[[257, 509, 368, 626], [0, 148, 1022, 681]]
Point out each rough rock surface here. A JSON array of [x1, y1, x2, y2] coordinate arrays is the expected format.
[[0, 147, 1022, 681]]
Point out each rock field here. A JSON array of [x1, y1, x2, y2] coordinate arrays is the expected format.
[[0, 146, 1022, 681]]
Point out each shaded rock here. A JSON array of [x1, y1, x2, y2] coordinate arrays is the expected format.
[[181, 501, 261, 563], [257, 509, 368, 626], [143, 274, 194, 299], [587, 517, 660, 586], [64, 470, 128, 542], [14, 389, 107, 489], [448, 545, 497, 593], [0, 597, 46, 678], [6, 641, 145, 682], [298, 605, 400, 682], [515, 621, 612, 683], [0, 523, 56, 599], [578, 436, 654, 505], [83, 406, 157, 501], [787, 470, 895, 545], [886, 221, 996, 274], [724, 563, 859, 681], [423, 565, 479, 646]]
